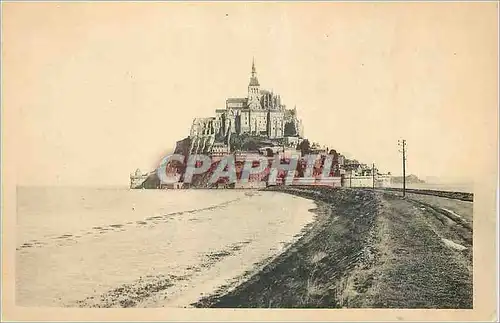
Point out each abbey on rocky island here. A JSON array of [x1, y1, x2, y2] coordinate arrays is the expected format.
[[188, 59, 304, 155]]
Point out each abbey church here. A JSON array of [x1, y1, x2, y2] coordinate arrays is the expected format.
[[188, 60, 304, 154]]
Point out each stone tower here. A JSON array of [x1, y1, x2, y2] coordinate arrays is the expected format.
[[247, 58, 261, 109]]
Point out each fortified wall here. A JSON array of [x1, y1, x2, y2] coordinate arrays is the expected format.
[[342, 175, 392, 188]]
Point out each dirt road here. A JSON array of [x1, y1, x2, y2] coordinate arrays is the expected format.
[[195, 187, 473, 308]]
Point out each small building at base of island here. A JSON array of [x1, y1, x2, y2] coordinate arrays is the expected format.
[[130, 169, 148, 189]]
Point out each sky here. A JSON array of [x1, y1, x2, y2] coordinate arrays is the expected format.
[[3, 2, 498, 186]]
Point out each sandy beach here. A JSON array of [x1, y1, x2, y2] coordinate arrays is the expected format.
[[16, 187, 316, 307]]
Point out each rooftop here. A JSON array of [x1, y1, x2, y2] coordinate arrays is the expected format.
[[226, 98, 247, 104]]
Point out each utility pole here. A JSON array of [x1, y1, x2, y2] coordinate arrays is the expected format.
[[398, 139, 407, 197], [372, 163, 375, 189]]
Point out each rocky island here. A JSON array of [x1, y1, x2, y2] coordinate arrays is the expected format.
[[131, 60, 392, 190]]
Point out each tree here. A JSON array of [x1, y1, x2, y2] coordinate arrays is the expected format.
[[243, 140, 259, 151], [329, 149, 339, 165], [284, 122, 297, 136], [297, 139, 311, 157], [230, 135, 243, 152]]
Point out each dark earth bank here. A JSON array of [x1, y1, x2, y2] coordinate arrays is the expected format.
[[193, 187, 472, 309]]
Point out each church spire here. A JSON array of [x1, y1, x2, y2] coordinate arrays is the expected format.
[[248, 57, 260, 87]]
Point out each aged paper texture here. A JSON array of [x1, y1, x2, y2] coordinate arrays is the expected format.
[[2, 1, 498, 321]]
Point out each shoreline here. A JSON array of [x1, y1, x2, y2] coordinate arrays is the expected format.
[[16, 186, 473, 308], [194, 186, 473, 308], [16, 189, 318, 307], [127, 184, 474, 199]]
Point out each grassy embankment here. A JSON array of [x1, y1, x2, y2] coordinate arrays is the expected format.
[[194, 187, 472, 309]]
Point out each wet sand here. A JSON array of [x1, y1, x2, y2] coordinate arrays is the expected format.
[[16, 188, 316, 307]]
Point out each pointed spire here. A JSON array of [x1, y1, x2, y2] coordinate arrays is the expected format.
[[249, 57, 260, 87]]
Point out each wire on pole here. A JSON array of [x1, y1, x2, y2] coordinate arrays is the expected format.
[[398, 139, 407, 197], [372, 163, 375, 189]]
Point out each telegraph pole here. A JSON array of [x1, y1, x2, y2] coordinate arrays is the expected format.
[[372, 163, 375, 189], [398, 139, 407, 197]]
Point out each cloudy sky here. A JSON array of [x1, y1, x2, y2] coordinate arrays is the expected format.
[[4, 2, 497, 186]]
